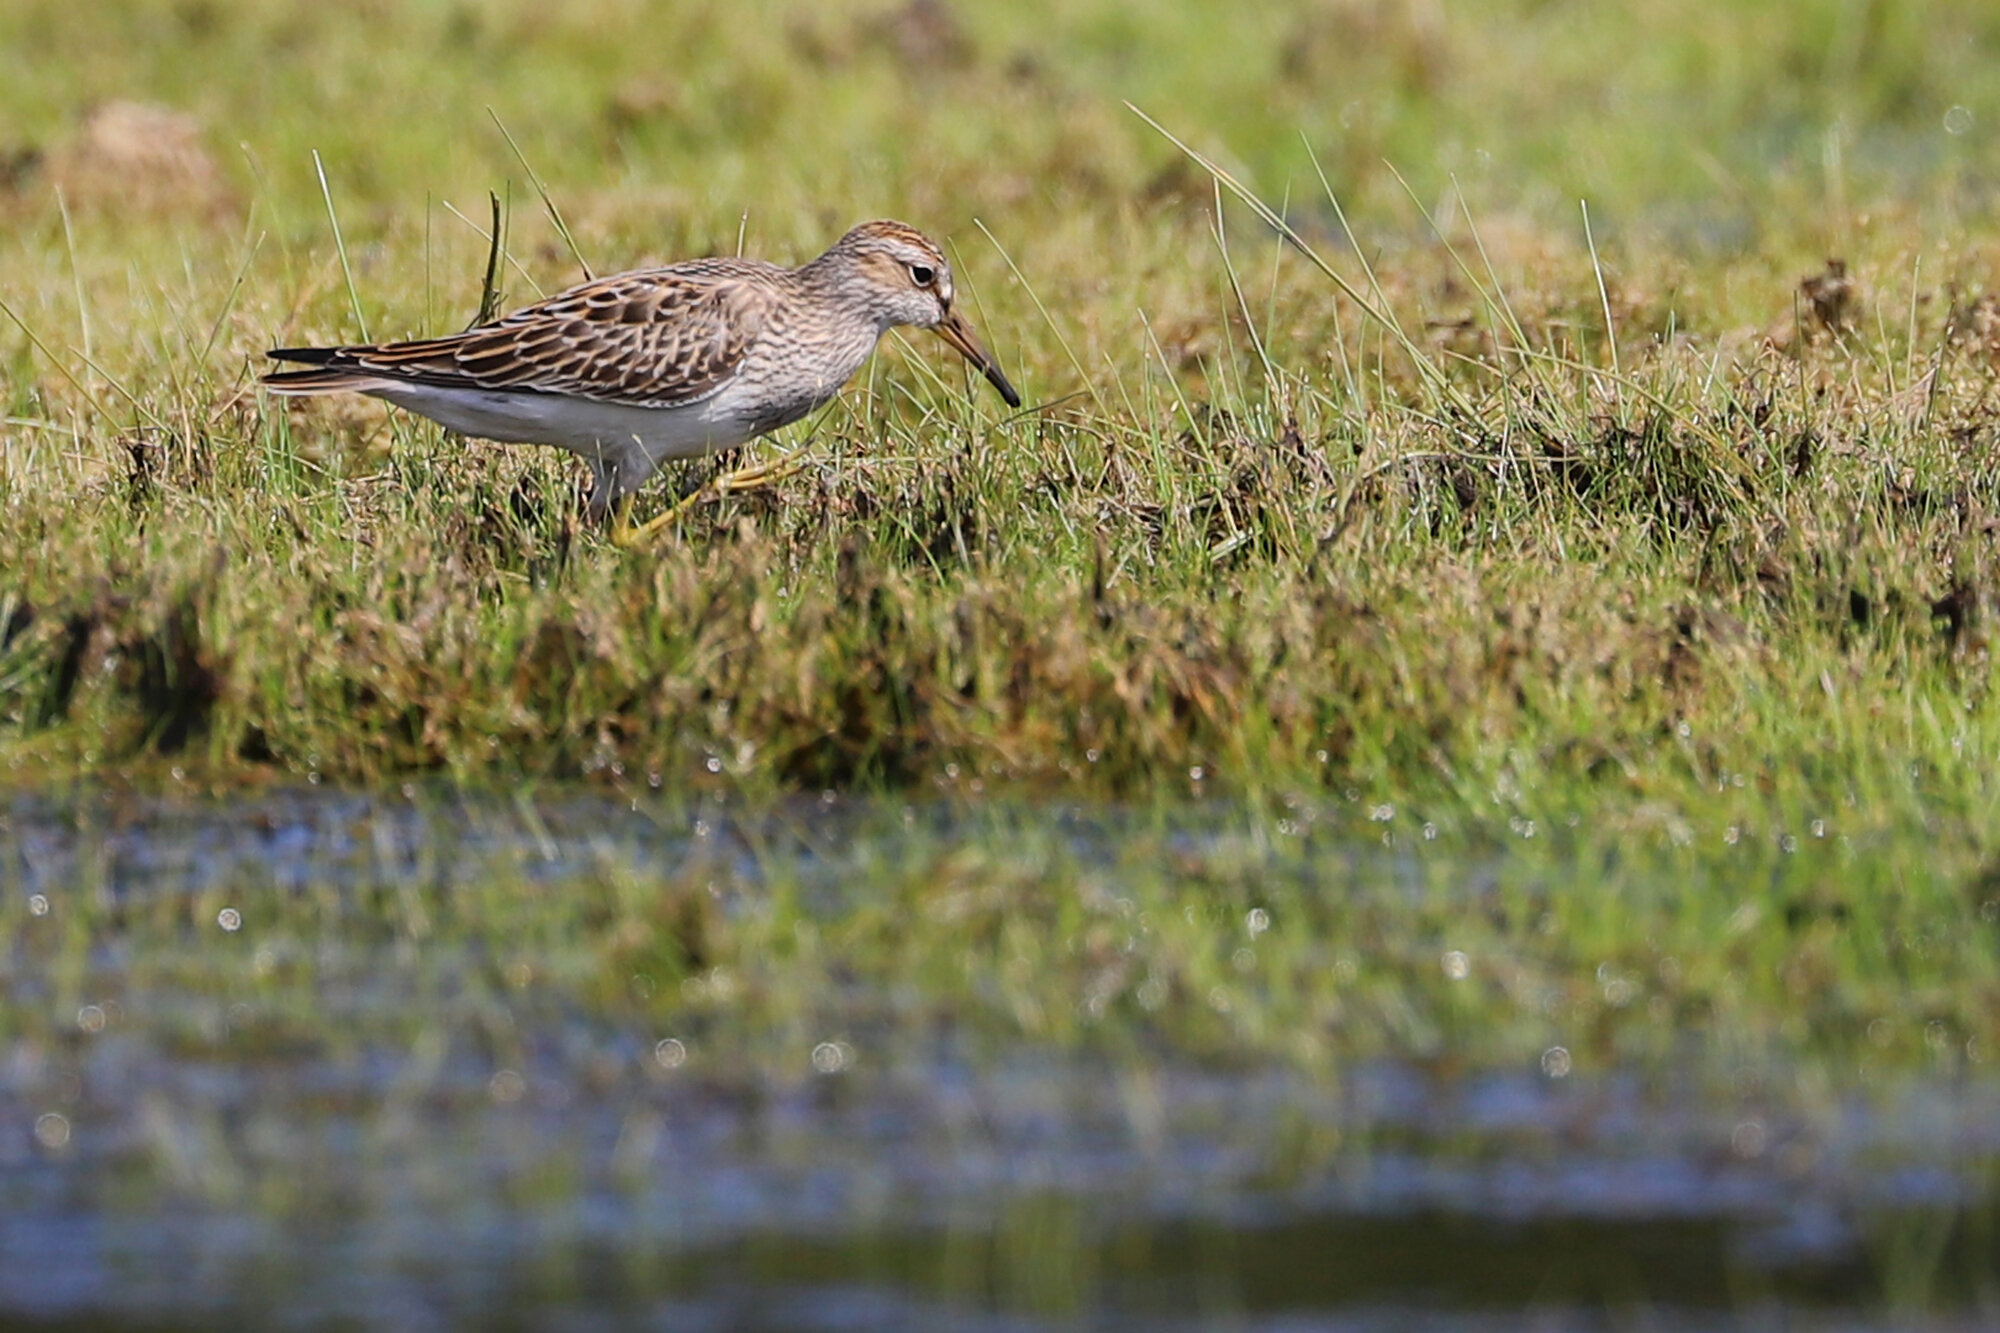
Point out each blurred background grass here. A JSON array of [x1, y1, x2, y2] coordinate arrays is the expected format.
[[7, 0, 2000, 229], [6, 0, 2000, 280]]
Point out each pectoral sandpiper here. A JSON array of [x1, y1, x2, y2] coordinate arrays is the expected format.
[[263, 220, 1021, 546]]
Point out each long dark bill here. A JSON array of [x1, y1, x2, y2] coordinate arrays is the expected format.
[[932, 309, 1022, 409]]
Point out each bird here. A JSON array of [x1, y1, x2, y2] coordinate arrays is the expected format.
[[262, 219, 1021, 545]]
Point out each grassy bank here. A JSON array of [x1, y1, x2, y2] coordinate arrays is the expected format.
[[3, 2, 2000, 834]]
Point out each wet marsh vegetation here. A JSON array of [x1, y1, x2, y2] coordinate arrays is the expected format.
[[5, 0, 2000, 1326]]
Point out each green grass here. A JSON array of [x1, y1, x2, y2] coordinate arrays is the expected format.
[[4, 0, 2000, 1089]]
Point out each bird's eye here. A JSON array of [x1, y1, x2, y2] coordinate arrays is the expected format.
[[908, 264, 935, 286]]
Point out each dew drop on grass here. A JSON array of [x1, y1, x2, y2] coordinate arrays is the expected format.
[[1540, 1046, 1572, 1078], [33, 1113, 69, 1150], [217, 907, 241, 932]]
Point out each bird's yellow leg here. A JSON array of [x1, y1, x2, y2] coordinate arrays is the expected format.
[[606, 493, 639, 549], [613, 450, 812, 550]]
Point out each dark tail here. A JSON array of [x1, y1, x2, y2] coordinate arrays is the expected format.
[[261, 347, 375, 394], [266, 347, 344, 367]]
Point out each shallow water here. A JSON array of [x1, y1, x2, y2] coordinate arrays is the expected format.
[[0, 789, 1995, 1331]]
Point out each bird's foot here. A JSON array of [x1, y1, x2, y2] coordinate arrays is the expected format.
[[610, 450, 812, 549]]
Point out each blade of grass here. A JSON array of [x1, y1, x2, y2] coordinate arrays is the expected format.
[[471, 191, 508, 329], [1127, 103, 1474, 423], [199, 226, 267, 368], [1211, 180, 1280, 399], [0, 295, 118, 424], [442, 196, 546, 302], [1447, 173, 1532, 363], [313, 149, 369, 341], [973, 217, 1093, 417], [1581, 199, 1622, 392], [488, 109, 593, 282], [55, 188, 92, 366]]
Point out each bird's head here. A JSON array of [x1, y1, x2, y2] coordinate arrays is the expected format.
[[825, 219, 1021, 409]]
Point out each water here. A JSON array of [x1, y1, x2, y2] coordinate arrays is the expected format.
[[0, 789, 1995, 1331]]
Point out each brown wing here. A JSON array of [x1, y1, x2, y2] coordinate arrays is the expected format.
[[268, 265, 777, 408]]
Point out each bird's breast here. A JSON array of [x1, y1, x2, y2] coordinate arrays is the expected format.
[[720, 320, 883, 431]]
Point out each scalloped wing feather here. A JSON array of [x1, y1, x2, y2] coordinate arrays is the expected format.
[[279, 266, 778, 409]]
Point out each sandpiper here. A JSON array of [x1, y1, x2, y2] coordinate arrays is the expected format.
[[263, 220, 1020, 545]]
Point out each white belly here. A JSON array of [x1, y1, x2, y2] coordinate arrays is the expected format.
[[370, 385, 752, 465], [365, 383, 784, 514]]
